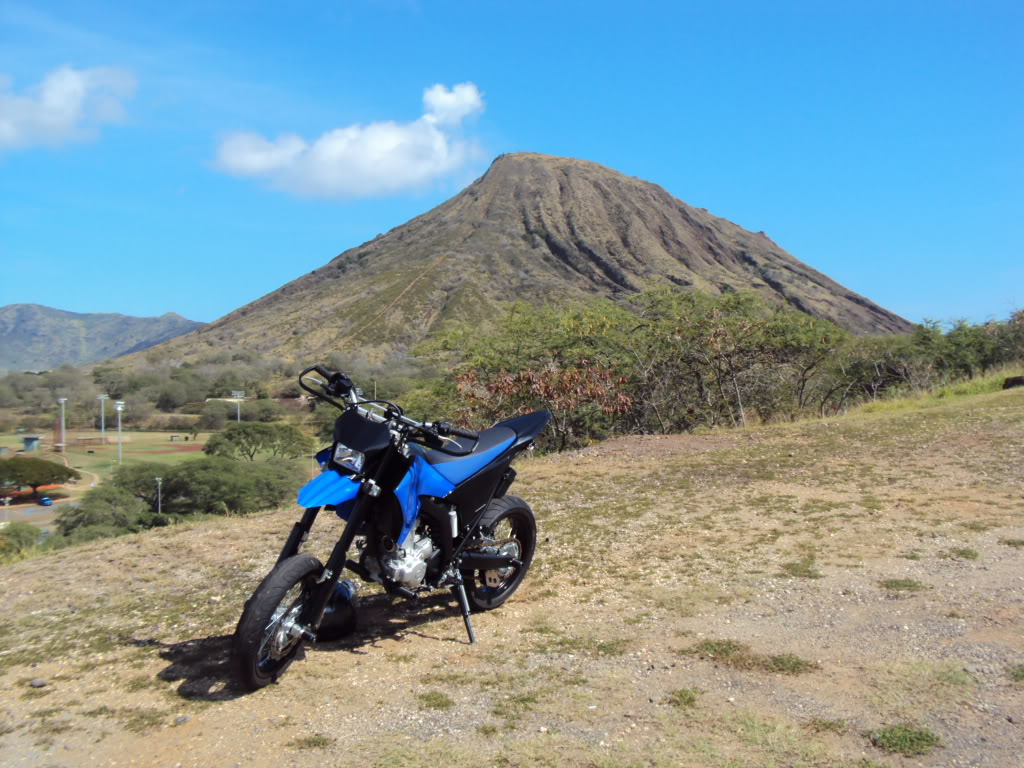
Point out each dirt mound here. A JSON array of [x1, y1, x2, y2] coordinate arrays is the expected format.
[[0, 388, 1022, 766]]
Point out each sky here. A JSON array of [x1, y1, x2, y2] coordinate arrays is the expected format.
[[0, 0, 1021, 326]]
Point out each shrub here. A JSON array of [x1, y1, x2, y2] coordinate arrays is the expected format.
[[869, 724, 941, 756]]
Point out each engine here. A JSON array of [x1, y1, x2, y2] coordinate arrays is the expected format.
[[366, 534, 438, 589]]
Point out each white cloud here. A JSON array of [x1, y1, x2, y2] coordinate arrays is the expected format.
[[0, 65, 136, 150], [423, 82, 484, 126], [216, 82, 485, 198]]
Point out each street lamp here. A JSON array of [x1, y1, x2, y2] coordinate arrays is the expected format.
[[115, 401, 125, 464], [97, 394, 108, 440], [231, 390, 245, 422], [155, 477, 162, 516], [57, 398, 67, 453]]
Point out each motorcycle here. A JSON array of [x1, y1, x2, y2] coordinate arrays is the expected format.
[[233, 365, 550, 691]]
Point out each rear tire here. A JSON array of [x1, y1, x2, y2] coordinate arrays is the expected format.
[[462, 495, 536, 611], [233, 554, 322, 692]]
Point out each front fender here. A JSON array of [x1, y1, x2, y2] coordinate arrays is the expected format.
[[297, 470, 361, 508]]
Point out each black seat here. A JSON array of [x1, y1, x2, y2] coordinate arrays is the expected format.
[[494, 410, 551, 449], [419, 426, 516, 465]]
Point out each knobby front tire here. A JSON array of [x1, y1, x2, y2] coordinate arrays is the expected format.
[[233, 554, 322, 692]]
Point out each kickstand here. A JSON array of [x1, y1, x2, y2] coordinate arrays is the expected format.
[[452, 582, 477, 644]]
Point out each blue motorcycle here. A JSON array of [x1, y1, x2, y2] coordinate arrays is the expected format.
[[233, 365, 550, 690]]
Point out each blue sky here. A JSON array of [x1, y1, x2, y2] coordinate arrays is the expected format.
[[1, 0, 1021, 326]]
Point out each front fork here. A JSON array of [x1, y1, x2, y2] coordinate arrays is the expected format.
[[277, 506, 322, 565], [297, 494, 372, 635]]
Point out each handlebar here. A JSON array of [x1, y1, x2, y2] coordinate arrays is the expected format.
[[299, 364, 479, 449]]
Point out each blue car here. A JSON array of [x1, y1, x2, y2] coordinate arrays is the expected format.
[[38, 496, 53, 506]]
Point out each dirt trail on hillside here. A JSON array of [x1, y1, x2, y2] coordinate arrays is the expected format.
[[0, 391, 1022, 767]]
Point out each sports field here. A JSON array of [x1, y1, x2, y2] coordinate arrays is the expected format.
[[0, 429, 212, 502]]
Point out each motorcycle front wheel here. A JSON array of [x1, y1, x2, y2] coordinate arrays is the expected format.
[[233, 554, 322, 692]]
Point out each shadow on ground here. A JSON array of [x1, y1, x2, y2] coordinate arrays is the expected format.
[[148, 591, 468, 701]]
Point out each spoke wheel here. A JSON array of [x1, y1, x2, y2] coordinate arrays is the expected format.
[[462, 495, 536, 611], [233, 554, 322, 692]]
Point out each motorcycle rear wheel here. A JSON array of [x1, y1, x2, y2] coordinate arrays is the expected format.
[[233, 554, 322, 692], [462, 495, 536, 611]]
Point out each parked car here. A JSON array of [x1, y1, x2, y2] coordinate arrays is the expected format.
[[38, 496, 53, 506]]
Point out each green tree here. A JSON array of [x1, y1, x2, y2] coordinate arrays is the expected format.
[[156, 381, 190, 412], [0, 457, 79, 496], [204, 423, 313, 461], [55, 486, 148, 536], [108, 462, 167, 508], [199, 401, 232, 430], [163, 457, 296, 516], [241, 400, 285, 422]]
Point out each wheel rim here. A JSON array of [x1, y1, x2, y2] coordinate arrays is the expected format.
[[255, 582, 307, 672], [477, 513, 531, 597]]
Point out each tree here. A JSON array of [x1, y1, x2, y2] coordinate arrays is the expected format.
[[156, 381, 190, 412], [241, 400, 284, 422], [204, 423, 313, 461], [163, 456, 296, 516], [199, 401, 232, 430], [108, 462, 167, 508], [55, 486, 148, 536], [0, 457, 79, 496]]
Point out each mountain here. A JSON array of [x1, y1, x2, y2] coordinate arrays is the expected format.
[[0, 304, 206, 371], [137, 153, 912, 365]]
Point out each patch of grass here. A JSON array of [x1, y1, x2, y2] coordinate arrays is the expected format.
[[942, 547, 979, 560], [528, 627, 631, 656], [899, 550, 922, 560], [30, 718, 73, 739], [289, 734, 335, 749], [878, 578, 928, 593], [665, 688, 700, 709], [779, 554, 822, 579], [124, 674, 163, 692], [960, 520, 996, 532], [685, 639, 818, 675], [28, 707, 64, 719], [417, 691, 455, 711], [122, 708, 165, 733], [80, 706, 116, 718], [999, 538, 1024, 548], [868, 724, 941, 756], [806, 717, 845, 733], [19, 687, 52, 700], [1009, 664, 1024, 682], [478, 723, 500, 736], [762, 653, 820, 674], [491, 693, 539, 726]]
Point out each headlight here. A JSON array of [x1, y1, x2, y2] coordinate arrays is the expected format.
[[332, 443, 365, 474]]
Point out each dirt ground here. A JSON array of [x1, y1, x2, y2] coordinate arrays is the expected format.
[[0, 389, 1021, 767]]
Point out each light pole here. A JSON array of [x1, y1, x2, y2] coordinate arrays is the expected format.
[[231, 390, 245, 422], [115, 401, 125, 464], [57, 397, 67, 452], [97, 394, 108, 440], [155, 477, 162, 516]]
